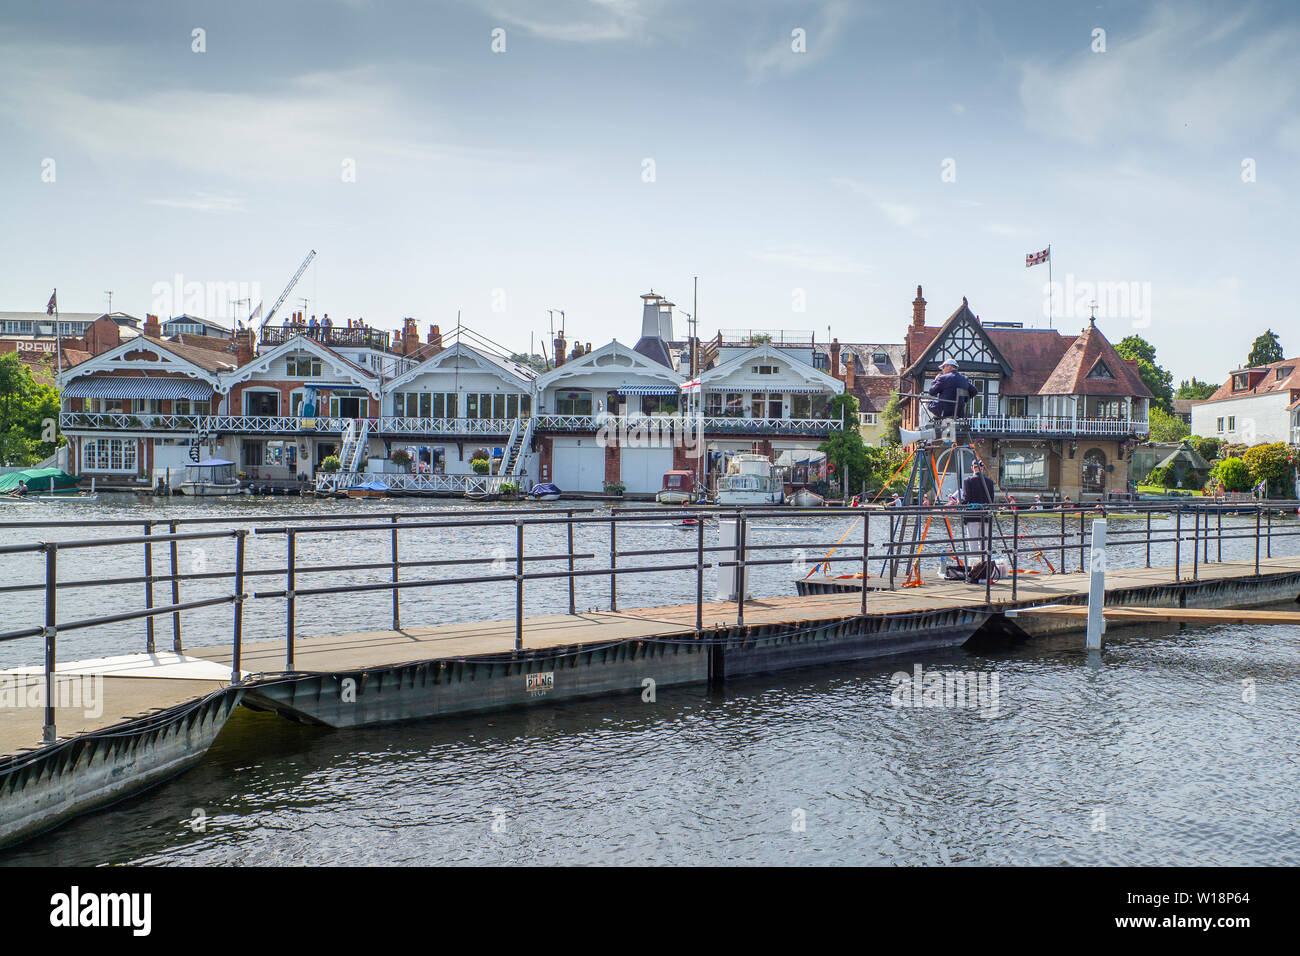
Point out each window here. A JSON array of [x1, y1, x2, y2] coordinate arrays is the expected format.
[[244, 391, 280, 416], [1232, 373, 1249, 391], [872, 351, 889, 366], [555, 391, 592, 416], [1006, 397, 1028, 417], [1278, 367, 1293, 380], [752, 365, 777, 375], [812, 353, 829, 371], [82, 438, 138, 473], [264, 440, 297, 471], [1217, 417, 1225, 432], [1088, 360, 1114, 379], [998, 447, 1048, 491], [1227, 416, 1236, 430], [859, 412, 878, 426], [1082, 448, 1107, 494], [173, 399, 211, 416], [287, 355, 323, 377], [705, 392, 723, 416], [133, 399, 164, 415]]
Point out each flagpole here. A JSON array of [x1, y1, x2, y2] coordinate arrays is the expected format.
[[1047, 244, 1053, 328], [54, 289, 61, 385]]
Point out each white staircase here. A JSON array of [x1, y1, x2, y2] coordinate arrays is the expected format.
[[344, 419, 370, 473], [499, 417, 533, 479]]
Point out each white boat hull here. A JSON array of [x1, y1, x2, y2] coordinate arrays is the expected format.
[[181, 482, 247, 497], [715, 490, 784, 506], [656, 490, 693, 505]]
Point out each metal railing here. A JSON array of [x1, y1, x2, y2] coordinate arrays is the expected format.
[[534, 414, 832, 434], [4, 498, 1298, 750], [958, 415, 1150, 437]]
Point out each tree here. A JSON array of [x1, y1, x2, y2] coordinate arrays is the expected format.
[[1148, 405, 1190, 443], [1191, 435, 1221, 462], [1247, 329, 1284, 368], [1175, 378, 1217, 400], [881, 390, 902, 446], [1242, 442, 1291, 497], [819, 393, 868, 492], [0, 353, 62, 466], [1115, 334, 1174, 413], [1211, 457, 1251, 493]]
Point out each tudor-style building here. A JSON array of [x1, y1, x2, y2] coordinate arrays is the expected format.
[[901, 288, 1152, 499]]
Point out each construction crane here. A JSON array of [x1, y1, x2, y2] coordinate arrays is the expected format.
[[256, 249, 317, 331]]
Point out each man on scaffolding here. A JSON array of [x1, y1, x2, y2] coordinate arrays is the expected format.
[[926, 359, 975, 422]]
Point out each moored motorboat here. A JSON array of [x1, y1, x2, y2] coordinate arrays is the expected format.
[[181, 459, 248, 496], [655, 469, 694, 505], [527, 482, 562, 501], [790, 488, 825, 507], [347, 480, 389, 499], [715, 454, 784, 506]]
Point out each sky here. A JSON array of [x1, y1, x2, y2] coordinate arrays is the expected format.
[[1, 0, 1297, 382]]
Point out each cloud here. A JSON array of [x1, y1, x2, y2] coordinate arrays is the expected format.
[[1019, 3, 1300, 150], [145, 193, 249, 213], [0, 41, 527, 184], [749, 245, 871, 275], [468, 0, 663, 42], [746, 1, 856, 78], [830, 177, 924, 233]]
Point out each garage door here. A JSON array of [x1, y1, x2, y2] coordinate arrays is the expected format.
[[152, 440, 196, 481], [620, 446, 674, 494], [550, 440, 606, 493]]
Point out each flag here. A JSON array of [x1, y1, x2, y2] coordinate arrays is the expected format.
[[250, 301, 263, 321], [1025, 248, 1050, 268], [46, 290, 57, 315], [680, 378, 701, 394]]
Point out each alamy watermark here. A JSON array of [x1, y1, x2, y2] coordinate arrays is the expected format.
[[1, 673, 103, 718], [1043, 274, 1152, 328], [890, 663, 1000, 718], [151, 274, 262, 323]]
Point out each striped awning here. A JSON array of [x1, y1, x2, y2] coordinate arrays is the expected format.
[[617, 384, 680, 396], [63, 377, 213, 400]]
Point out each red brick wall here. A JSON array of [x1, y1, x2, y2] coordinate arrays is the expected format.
[[604, 440, 620, 486], [538, 436, 553, 482]]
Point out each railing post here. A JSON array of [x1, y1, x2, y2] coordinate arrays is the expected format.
[[1145, 510, 1151, 568], [515, 519, 524, 651], [1011, 508, 1019, 601], [1059, 506, 1066, 574], [1192, 508, 1199, 581], [391, 514, 401, 630], [567, 510, 576, 616], [1255, 505, 1261, 576], [1217, 508, 1222, 563], [286, 530, 296, 671], [984, 508, 993, 606], [1267, 509, 1272, 559], [609, 518, 618, 612], [43, 543, 57, 745], [696, 516, 705, 635], [736, 512, 746, 625], [1078, 508, 1085, 573], [861, 512, 870, 616], [232, 530, 246, 684], [143, 522, 155, 653], [1174, 508, 1181, 582], [169, 520, 182, 652]]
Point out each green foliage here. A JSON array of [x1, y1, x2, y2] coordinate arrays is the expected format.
[[1242, 442, 1291, 496], [390, 448, 412, 469], [881, 390, 902, 446], [1115, 334, 1173, 413], [1191, 435, 1221, 461], [819, 428, 868, 492], [499, 481, 518, 495], [863, 444, 909, 496], [1179, 471, 1204, 491], [0, 353, 62, 466], [1148, 405, 1189, 443], [1247, 329, 1284, 368], [1175, 378, 1217, 400], [603, 481, 625, 494], [826, 392, 859, 428], [1145, 465, 1176, 489], [321, 455, 341, 473], [470, 457, 490, 475], [1211, 457, 1251, 493]]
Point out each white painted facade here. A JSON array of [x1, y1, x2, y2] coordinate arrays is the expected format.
[[1190, 392, 1293, 445]]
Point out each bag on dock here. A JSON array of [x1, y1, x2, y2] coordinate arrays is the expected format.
[[964, 559, 1002, 584]]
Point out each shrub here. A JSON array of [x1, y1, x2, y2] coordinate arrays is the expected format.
[[604, 481, 626, 494], [1179, 471, 1205, 491], [1191, 436, 1221, 462], [470, 457, 490, 475], [321, 455, 341, 473], [499, 481, 518, 496], [1242, 442, 1291, 496], [390, 448, 412, 469], [1212, 457, 1251, 493], [1145, 464, 1176, 489]]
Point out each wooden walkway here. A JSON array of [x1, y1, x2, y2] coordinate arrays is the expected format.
[[6, 555, 1300, 759]]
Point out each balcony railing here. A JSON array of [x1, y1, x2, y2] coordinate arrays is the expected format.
[[259, 325, 394, 352], [60, 411, 206, 432], [962, 416, 1150, 437], [317, 472, 519, 495], [534, 414, 832, 434], [379, 417, 517, 435]]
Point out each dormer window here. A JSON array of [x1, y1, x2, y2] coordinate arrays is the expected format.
[[752, 365, 777, 375], [1087, 359, 1114, 379], [872, 351, 889, 366], [1277, 367, 1292, 380], [1232, 373, 1249, 391]]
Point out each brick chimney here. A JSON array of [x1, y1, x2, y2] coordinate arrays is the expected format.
[[401, 317, 419, 355], [830, 338, 841, 379], [844, 349, 856, 391], [427, 324, 443, 351], [143, 313, 161, 338], [554, 330, 566, 367], [912, 285, 926, 328], [233, 328, 254, 366]]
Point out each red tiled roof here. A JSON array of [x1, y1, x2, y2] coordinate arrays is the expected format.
[[1203, 356, 1300, 403], [1037, 321, 1152, 398]]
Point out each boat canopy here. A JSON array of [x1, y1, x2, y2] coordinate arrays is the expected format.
[[0, 468, 80, 493], [661, 470, 693, 490], [187, 460, 236, 483], [354, 480, 389, 492], [529, 483, 561, 496]]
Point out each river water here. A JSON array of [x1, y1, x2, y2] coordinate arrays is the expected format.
[[1, 496, 1297, 865]]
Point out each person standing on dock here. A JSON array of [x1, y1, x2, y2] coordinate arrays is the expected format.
[[961, 459, 997, 545]]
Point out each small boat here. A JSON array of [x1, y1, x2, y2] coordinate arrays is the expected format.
[[655, 470, 694, 505], [527, 482, 562, 501], [715, 454, 784, 506], [790, 488, 825, 508], [0, 467, 83, 499], [181, 459, 248, 497], [346, 480, 389, 500], [464, 491, 501, 502]]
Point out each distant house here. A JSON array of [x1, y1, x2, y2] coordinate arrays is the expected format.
[[162, 314, 229, 338], [1190, 358, 1300, 446], [900, 286, 1152, 500], [812, 341, 904, 444], [1172, 399, 1194, 427]]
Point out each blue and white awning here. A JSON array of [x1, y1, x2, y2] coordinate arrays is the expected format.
[[618, 384, 680, 396], [63, 377, 213, 400]]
